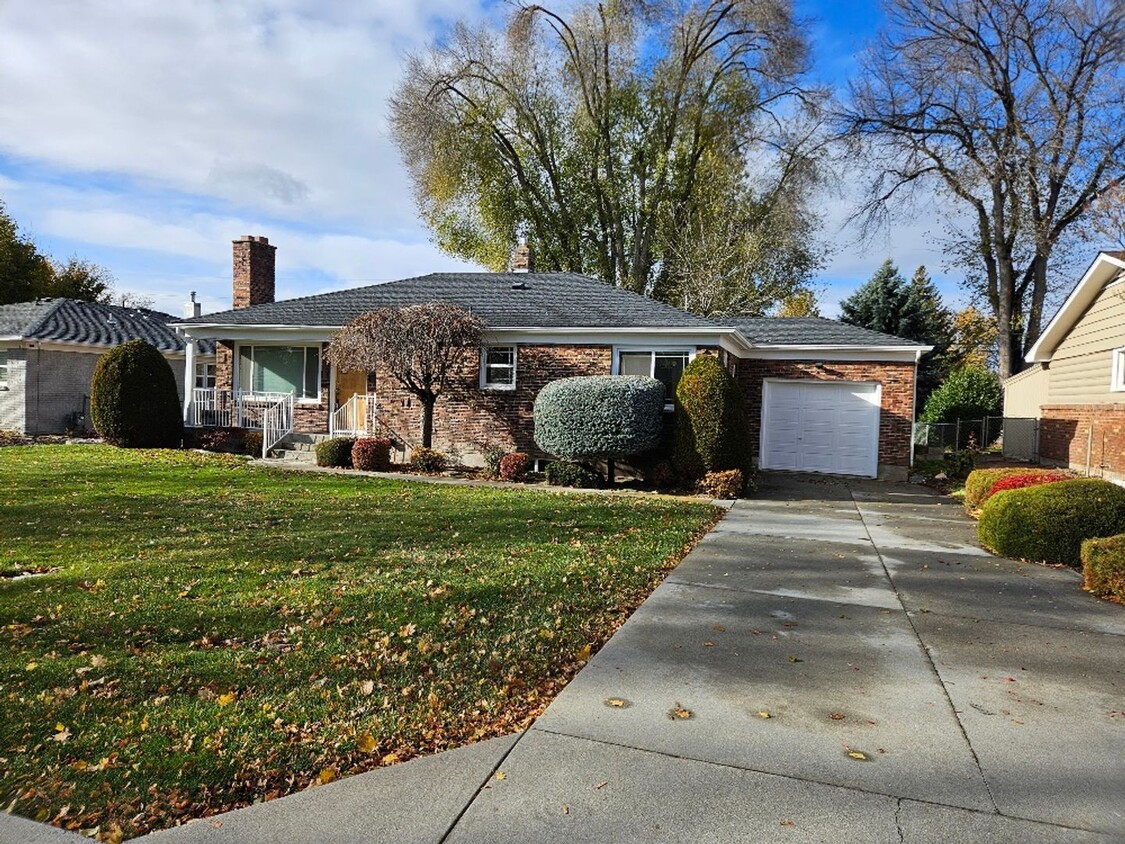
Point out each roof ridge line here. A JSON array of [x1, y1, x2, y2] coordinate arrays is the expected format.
[[23, 297, 68, 339]]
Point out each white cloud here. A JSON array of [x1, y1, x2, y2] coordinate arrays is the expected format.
[[0, 0, 488, 227]]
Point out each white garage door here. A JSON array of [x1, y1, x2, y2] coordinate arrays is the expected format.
[[760, 380, 881, 478]]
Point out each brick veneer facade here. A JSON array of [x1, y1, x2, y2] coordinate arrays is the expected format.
[[735, 360, 916, 477], [373, 344, 613, 460], [1039, 404, 1125, 483]]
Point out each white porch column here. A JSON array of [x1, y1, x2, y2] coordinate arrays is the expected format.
[[183, 338, 196, 423]]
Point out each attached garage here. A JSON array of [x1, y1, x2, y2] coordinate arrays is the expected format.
[[759, 380, 881, 478]]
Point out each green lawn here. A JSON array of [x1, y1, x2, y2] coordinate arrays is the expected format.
[[0, 446, 718, 841]]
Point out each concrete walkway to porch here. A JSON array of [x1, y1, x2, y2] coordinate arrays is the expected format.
[[6, 475, 1122, 843]]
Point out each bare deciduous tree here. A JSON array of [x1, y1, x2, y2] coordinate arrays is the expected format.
[[390, 0, 824, 301], [841, 0, 1125, 378], [326, 304, 484, 448]]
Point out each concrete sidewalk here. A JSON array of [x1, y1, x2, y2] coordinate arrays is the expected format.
[[7, 476, 1122, 843]]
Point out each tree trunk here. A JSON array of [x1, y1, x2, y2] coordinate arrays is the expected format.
[[421, 398, 435, 449]]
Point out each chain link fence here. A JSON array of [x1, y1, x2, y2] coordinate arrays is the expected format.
[[914, 416, 1039, 462]]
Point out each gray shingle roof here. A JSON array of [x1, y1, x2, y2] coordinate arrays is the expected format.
[[180, 272, 716, 329], [0, 298, 214, 354], [725, 317, 927, 347]]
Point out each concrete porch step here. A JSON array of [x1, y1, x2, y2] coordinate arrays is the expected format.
[[267, 447, 318, 463]]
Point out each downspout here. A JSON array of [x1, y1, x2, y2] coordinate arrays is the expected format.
[[910, 348, 921, 469]]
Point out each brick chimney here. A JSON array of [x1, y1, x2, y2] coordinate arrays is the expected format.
[[232, 235, 276, 309], [510, 238, 534, 273]]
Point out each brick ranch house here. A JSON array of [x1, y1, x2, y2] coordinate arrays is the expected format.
[[173, 236, 930, 480], [1004, 251, 1125, 483]]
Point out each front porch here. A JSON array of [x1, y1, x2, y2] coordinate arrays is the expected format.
[[185, 388, 384, 457]]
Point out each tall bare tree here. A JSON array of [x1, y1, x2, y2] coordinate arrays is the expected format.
[[391, 0, 823, 299], [841, 0, 1125, 378], [326, 304, 483, 448]]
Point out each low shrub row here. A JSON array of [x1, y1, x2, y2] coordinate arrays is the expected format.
[[544, 461, 602, 489], [978, 478, 1125, 567], [963, 467, 1072, 510]]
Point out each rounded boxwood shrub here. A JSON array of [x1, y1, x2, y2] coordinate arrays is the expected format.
[[352, 437, 393, 471], [315, 437, 355, 468], [672, 354, 751, 481], [533, 376, 664, 460], [545, 460, 603, 488], [1081, 534, 1125, 601], [964, 467, 1070, 511], [90, 339, 183, 448], [410, 446, 447, 473], [920, 365, 1001, 424], [985, 471, 1071, 503], [978, 479, 1125, 567]]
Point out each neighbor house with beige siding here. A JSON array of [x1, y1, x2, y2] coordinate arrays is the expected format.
[[1011, 251, 1125, 482]]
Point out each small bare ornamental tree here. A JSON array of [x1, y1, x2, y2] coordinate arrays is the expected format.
[[326, 304, 484, 448]]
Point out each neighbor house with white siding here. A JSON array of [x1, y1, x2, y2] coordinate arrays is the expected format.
[[1005, 251, 1125, 482]]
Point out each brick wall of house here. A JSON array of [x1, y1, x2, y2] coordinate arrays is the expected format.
[[374, 344, 613, 461], [1040, 404, 1125, 483], [736, 360, 917, 474]]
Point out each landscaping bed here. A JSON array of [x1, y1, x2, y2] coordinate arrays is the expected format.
[[0, 446, 719, 840]]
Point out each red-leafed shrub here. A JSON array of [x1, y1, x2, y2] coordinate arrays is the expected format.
[[352, 437, 393, 471], [985, 472, 1071, 503], [499, 452, 533, 482]]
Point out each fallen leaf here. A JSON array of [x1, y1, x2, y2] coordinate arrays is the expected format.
[[758, 710, 772, 719], [847, 750, 868, 761], [357, 733, 377, 754], [576, 644, 592, 662], [594, 780, 608, 789], [398, 623, 416, 638], [780, 819, 796, 827], [381, 752, 400, 766], [90, 655, 106, 668], [562, 804, 569, 815], [713, 625, 726, 632], [24, 662, 38, 671], [703, 640, 714, 647], [52, 725, 71, 743], [318, 767, 337, 784], [359, 680, 374, 696], [605, 698, 628, 708], [829, 712, 845, 721], [668, 704, 693, 720], [495, 771, 506, 781], [787, 656, 803, 663], [217, 692, 236, 707]]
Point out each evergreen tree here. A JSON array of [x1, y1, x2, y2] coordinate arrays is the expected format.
[[840, 260, 955, 410]]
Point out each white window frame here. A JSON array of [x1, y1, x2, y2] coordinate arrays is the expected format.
[[1112, 346, 1125, 392], [195, 360, 216, 390], [611, 346, 696, 409], [235, 343, 323, 403], [480, 345, 518, 391], [0, 348, 7, 390]]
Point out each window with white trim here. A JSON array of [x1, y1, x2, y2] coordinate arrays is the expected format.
[[0, 349, 7, 389], [1112, 347, 1125, 392], [238, 345, 321, 400], [195, 361, 216, 389], [481, 346, 517, 389], [616, 349, 692, 405]]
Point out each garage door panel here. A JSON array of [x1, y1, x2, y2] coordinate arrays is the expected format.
[[761, 381, 880, 478]]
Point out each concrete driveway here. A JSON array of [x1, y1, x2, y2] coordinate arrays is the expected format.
[[8, 476, 1122, 844]]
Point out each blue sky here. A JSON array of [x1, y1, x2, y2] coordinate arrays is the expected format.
[[0, 0, 963, 318]]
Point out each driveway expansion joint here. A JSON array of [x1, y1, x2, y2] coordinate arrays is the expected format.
[[847, 489, 1001, 816]]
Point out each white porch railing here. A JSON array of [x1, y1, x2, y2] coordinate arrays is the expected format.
[[261, 393, 295, 458], [188, 388, 294, 430], [331, 393, 376, 436]]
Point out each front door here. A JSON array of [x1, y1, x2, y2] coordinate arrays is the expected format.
[[334, 369, 370, 433]]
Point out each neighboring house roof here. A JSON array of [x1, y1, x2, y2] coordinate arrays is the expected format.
[[725, 316, 929, 348], [178, 272, 717, 329], [0, 298, 215, 354], [1026, 251, 1125, 363]]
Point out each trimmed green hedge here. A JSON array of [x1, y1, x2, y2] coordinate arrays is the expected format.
[[90, 339, 183, 448], [533, 376, 665, 460], [315, 437, 355, 468], [672, 355, 751, 481], [978, 479, 1125, 566], [1082, 534, 1125, 602], [964, 467, 1057, 511], [545, 461, 603, 488]]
